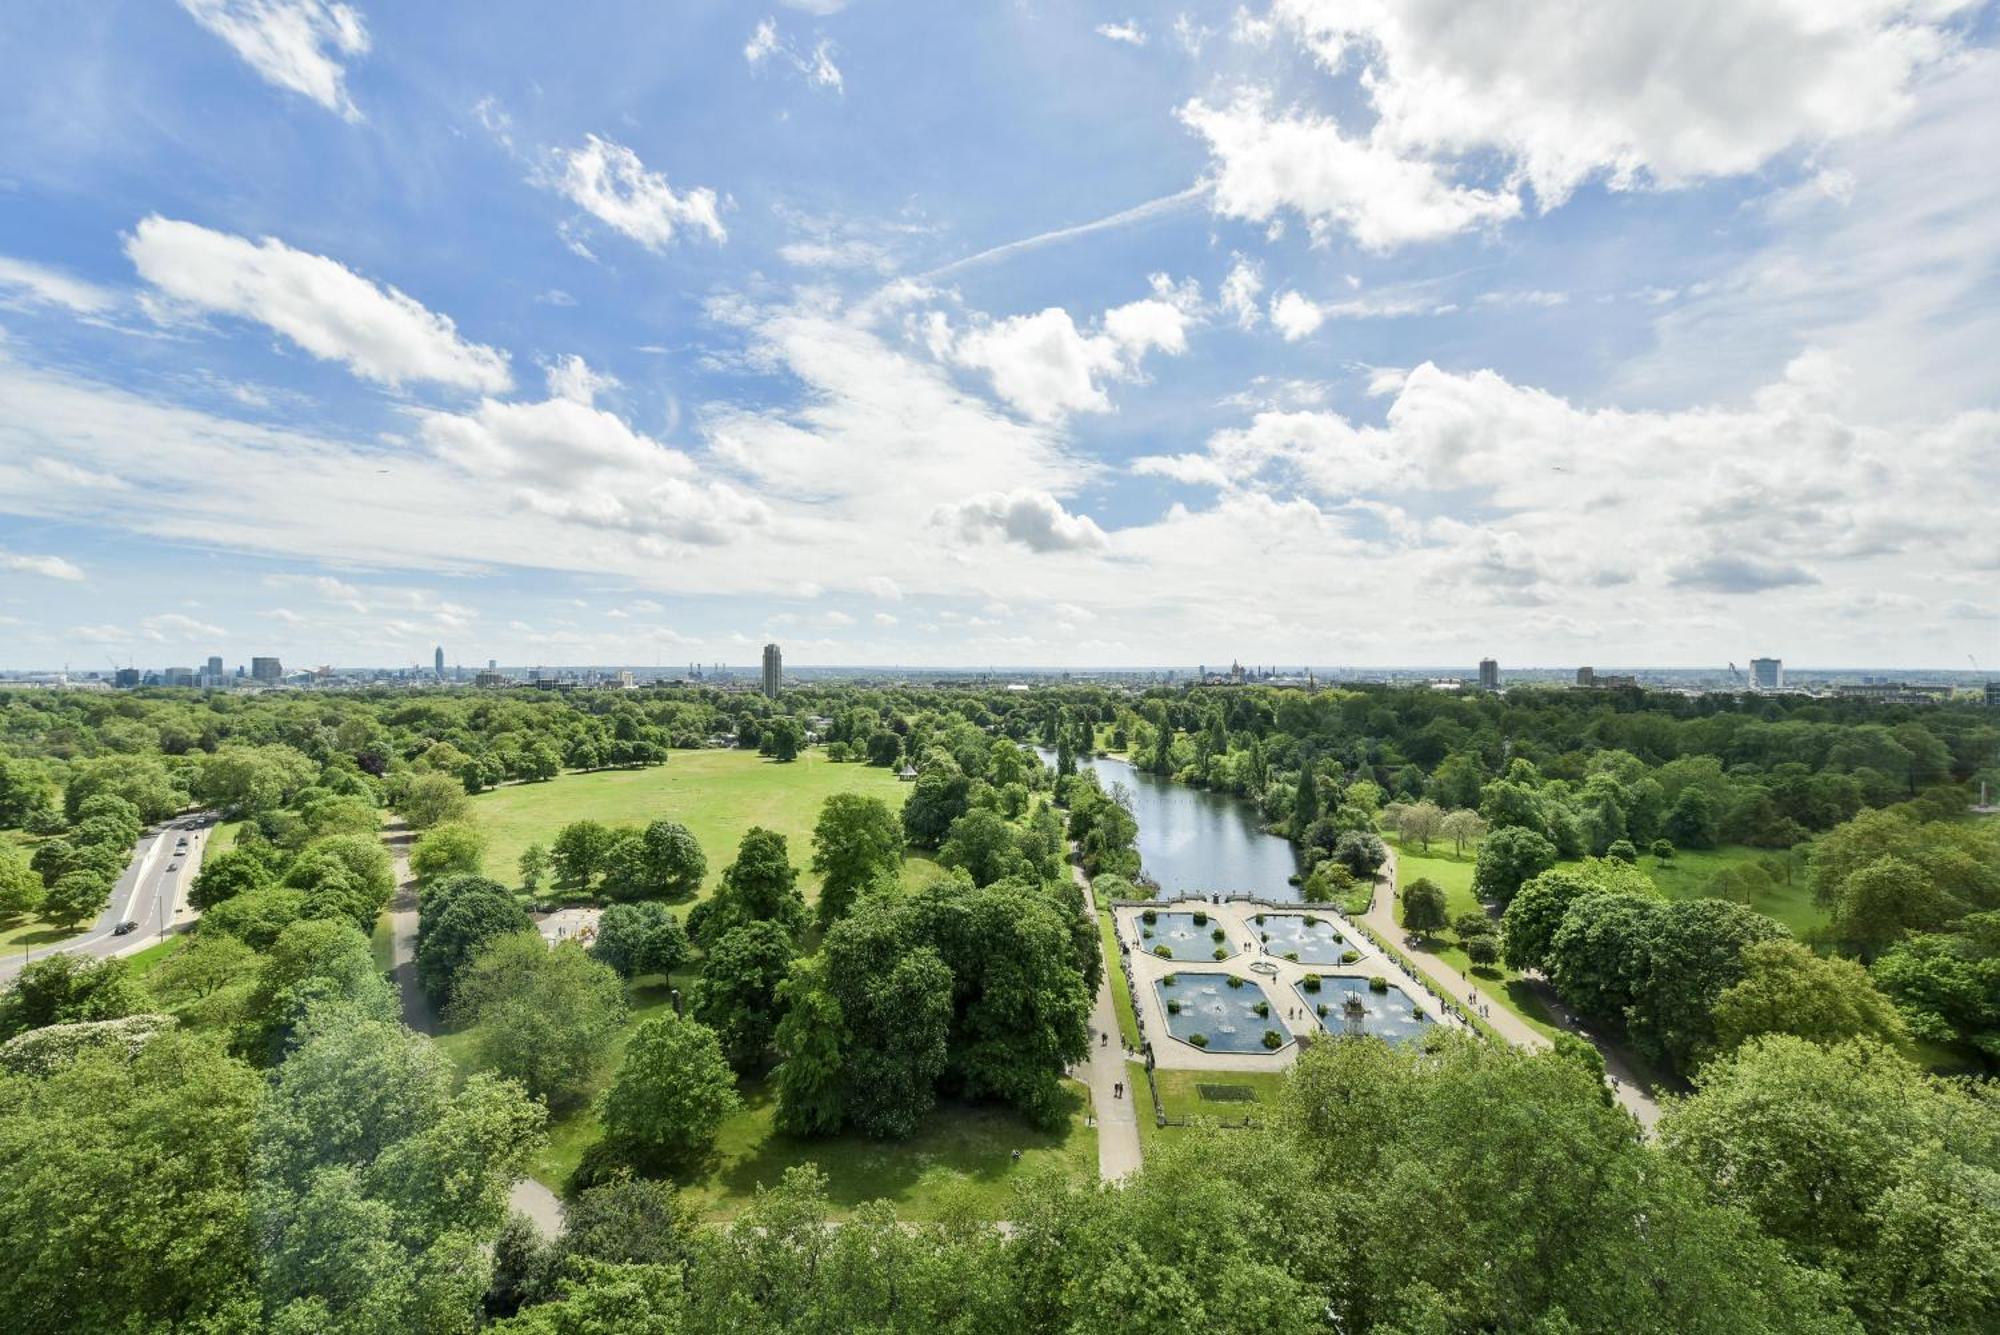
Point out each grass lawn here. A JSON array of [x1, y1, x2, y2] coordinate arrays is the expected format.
[[122, 935, 184, 978], [469, 750, 919, 906], [368, 910, 397, 976], [0, 916, 80, 954], [1642, 845, 1824, 937], [1136, 1064, 1289, 1154], [1098, 909, 1141, 1050], [1384, 834, 1562, 1041]]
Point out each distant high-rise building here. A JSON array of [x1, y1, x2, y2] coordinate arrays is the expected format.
[[113, 667, 140, 689], [250, 656, 283, 684], [1750, 657, 1783, 691], [434, 646, 445, 681], [1479, 658, 1499, 690], [761, 643, 783, 698], [1576, 666, 1595, 687], [488, 658, 497, 671], [164, 666, 196, 687], [1986, 680, 1999, 708]]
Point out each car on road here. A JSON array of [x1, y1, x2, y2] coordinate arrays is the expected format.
[[113, 921, 139, 936], [167, 863, 180, 872]]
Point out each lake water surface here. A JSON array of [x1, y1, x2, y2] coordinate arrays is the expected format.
[[1048, 750, 1302, 901]]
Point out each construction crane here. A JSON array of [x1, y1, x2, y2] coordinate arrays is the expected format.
[[1727, 662, 1744, 685]]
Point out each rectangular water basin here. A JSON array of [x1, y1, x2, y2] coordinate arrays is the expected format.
[[1154, 970, 1287, 1054], [1294, 975, 1433, 1048], [1251, 912, 1362, 965], [1136, 910, 1235, 961]]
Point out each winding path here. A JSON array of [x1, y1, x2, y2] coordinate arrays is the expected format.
[[382, 821, 566, 1237], [1364, 846, 1662, 1128]]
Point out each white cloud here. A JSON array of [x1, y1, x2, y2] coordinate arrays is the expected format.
[[934, 489, 1110, 553], [545, 135, 726, 251], [1220, 255, 1263, 329], [125, 216, 511, 391], [778, 238, 889, 270], [33, 458, 130, 490], [1273, 0, 1969, 208], [1096, 21, 1147, 46], [544, 354, 619, 405], [1180, 95, 1521, 250], [178, 0, 370, 121], [1, 550, 85, 581], [1269, 291, 1325, 341], [934, 275, 1200, 422], [0, 257, 117, 314], [744, 20, 844, 93]]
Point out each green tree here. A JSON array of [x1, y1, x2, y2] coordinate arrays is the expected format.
[[1828, 854, 1957, 960], [1471, 825, 1559, 906], [199, 885, 308, 950], [0, 1032, 262, 1334], [771, 957, 846, 1136], [453, 934, 628, 1112], [0, 845, 44, 919], [1401, 877, 1449, 938], [637, 819, 706, 899], [1712, 940, 1908, 1052], [1661, 1035, 2000, 1331], [283, 833, 395, 930], [696, 827, 805, 945], [0, 953, 147, 1039], [937, 807, 1029, 887], [239, 919, 396, 1059], [41, 869, 111, 930], [396, 771, 470, 829], [589, 901, 690, 979], [1664, 785, 1720, 849], [551, 820, 616, 893], [1871, 911, 2000, 1064], [810, 792, 904, 925], [690, 919, 796, 1070], [518, 842, 550, 893], [189, 846, 274, 911], [599, 1012, 741, 1172], [417, 883, 532, 1008], [409, 821, 487, 882]]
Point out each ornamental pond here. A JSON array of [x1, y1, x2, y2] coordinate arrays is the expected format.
[[1154, 970, 1290, 1054], [1294, 975, 1433, 1048], [1251, 911, 1363, 964], [1136, 909, 1236, 961]]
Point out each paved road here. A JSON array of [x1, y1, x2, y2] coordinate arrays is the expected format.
[[1070, 860, 1142, 1180], [1, 811, 215, 983], [381, 821, 565, 1238], [1363, 846, 1661, 1128]]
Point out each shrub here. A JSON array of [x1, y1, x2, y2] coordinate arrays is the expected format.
[[1369, 976, 1389, 993], [1153, 945, 1171, 958], [1253, 1001, 1270, 1018], [1254, 913, 1265, 925], [1316, 1003, 1329, 1018], [1162, 973, 1178, 985], [1142, 928, 1153, 939], [1302, 974, 1322, 992], [1192, 910, 1208, 926], [1304, 914, 1319, 926], [1650, 838, 1675, 860], [1141, 908, 1157, 923], [1212, 947, 1228, 960], [1225, 976, 1244, 989], [1284, 951, 1299, 962], [1188, 1033, 1209, 1049], [1211, 927, 1225, 942], [1606, 839, 1638, 864], [1167, 1000, 1181, 1014], [1341, 949, 1360, 964], [1262, 1030, 1283, 1050]]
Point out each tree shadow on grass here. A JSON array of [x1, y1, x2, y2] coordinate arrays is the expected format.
[[702, 1079, 1086, 1216]]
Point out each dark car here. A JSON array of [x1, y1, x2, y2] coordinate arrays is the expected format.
[[113, 920, 139, 936], [167, 863, 180, 872]]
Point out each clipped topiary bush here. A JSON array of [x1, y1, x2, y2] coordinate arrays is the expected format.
[[1302, 974, 1322, 992], [1163, 972, 1178, 985], [1211, 928, 1225, 942], [1340, 949, 1361, 964], [1262, 1029, 1283, 1050], [1254, 913, 1266, 925], [1369, 975, 1390, 993], [1316, 1003, 1329, 1018], [1142, 908, 1158, 923], [1225, 975, 1244, 989], [1189, 1033, 1209, 1049], [1167, 999, 1181, 1014], [1192, 910, 1208, 926], [1304, 914, 1320, 926], [1153, 945, 1171, 958], [1253, 1000, 1270, 1018], [1284, 951, 1299, 962], [1212, 947, 1228, 960]]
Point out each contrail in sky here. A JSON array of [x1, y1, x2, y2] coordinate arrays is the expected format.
[[918, 184, 1210, 281]]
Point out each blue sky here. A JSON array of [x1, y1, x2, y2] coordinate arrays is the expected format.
[[2, 0, 1997, 672]]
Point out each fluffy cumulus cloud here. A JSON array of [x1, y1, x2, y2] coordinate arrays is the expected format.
[[124, 216, 511, 391], [934, 489, 1109, 553], [1184, 0, 1971, 248], [1096, 21, 1147, 46], [1134, 351, 2000, 616], [178, 0, 370, 121], [545, 135, 726, 251], [745, 18, 843, 92], [932, 275, 1200, 421], [1180, 95, 1521, 250], [1275, 0, 1971, 207]]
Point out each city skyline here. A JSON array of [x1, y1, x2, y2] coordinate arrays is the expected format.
[[3, 4, 1999, 670]]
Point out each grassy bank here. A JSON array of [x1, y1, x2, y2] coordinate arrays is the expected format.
[[1098, 909, 1142, 1050], [468, 749, 918, 906]]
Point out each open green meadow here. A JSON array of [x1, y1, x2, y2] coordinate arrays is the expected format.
[[469, 749, 924, 904]]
